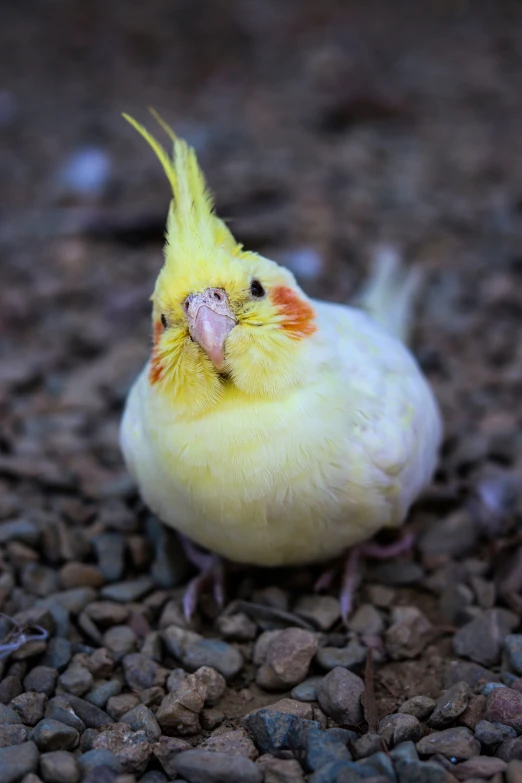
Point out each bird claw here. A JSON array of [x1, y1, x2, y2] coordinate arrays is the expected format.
[[179, 536, 226, 621]]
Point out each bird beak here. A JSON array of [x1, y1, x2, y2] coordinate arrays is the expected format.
[[185, 288, 236, 371]]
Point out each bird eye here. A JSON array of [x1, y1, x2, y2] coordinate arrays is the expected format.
[[161, 314, 168, 328], [250, 280, 265, 298]]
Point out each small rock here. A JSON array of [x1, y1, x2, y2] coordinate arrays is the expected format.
[[10, 692, 47, 726], [255, 628, 318, 690], [475, 719, 516, 745], [366, 561, 424, 586], [304, 726, 352, 771], [194, 666, 226, 706], [352, 733, 383, 759], [294, 596, 341, 630], [216, 613, 257, 641], [120, 704, 161, 742], [40, 750, 80, 783], [200, 709, 225, 730], [453, 609, 518, 666], [106, 694, 141, 722], [100, 577, 154, 603], [162, 626, 243, 680], [140, 631, 163, 661], [59, 562, 104, 589], [428, 682, 471, 728], [0, 675, 23, 704], [58, 663, 93, 696], [451, 755, 506, 780], [243, 710, 318, 754], [506, 636, 522, 676], [0, 703, 22, 724], [349, 604, 384, 636], [47, 587, 97, 614], [85, 602, 129, 626], [419, 509, 477, 558], [152, 736, 191, 777], [93, 533, 125, 582], [399, 696, 436, 720], [103, 627, 137, 662], [0, 742, 39, 783], [445, 660, 500, 688], [498, 737, 522, 762], [366, 585, 396, 607], [458, 694, 486, 730], [77, 748, 123, 775], [384, 606, 433, 660], [378, 713, 422, 746], [122, 653, 168, 691], [363, 751, 396, 780], [175, 749, 263, 783], [291, 677, 323, 702], [57, 145, 112, 198], [390, 741, 419, 763], [0, 724, 28, 747], [53, 694, 112, 728], [156, 672, 207, 736], [139, 686, 165, 708], [394, 757, 456, 783], [438, 584, 474, 625], [256, 754, 306, 783], [44, 699, 86, 734], [200, 728, 257, 759], [42, 639, 71, 672], [487, 688, 522, 732], [86, 679, 122, 709], [30, 719, 79, 751], [507, 759, 522, 781], [316, 667, 364, 725], [92, 723, 152, 774], [416, 727, 481, 760], [315, 640, 367, 671], [0, 519, 40, 546], [21, 563, 60, 596], [259, 699, 314, 720], [23, 667, 58, 697]]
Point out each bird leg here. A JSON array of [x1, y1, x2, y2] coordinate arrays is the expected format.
[[316, 532, 415, 625], [178, 535, 226, 621]]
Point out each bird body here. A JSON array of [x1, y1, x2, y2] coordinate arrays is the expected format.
[[120, 113, 442, 569]]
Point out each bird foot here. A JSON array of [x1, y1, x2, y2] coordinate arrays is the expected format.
[[315, 532, 415, 625], [178, 536, 226, 622]]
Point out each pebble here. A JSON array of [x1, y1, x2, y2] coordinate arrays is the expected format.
[[498, 737, 522, 762], [378, 714, 422, 746], [419, 509, 477, 558], [200, 728, 257, 759], [0, 675, 23, 703], [194, 666, 226, 706], [48, 588, 98, 614], [428, 682, 471, 728], [92, 723, 152, 775], [162, 625, 243, 680], [416, 727, 481, 760], [40, 750, 81, 783], [399, 695, 436, 720], [77, 748, 123, 775], [505, 636, 522, 676], [487, 687, 522, 732], [92, 533, 126, 582], [54, 693, 113, 728], [44, 698, 86, 734], [120, 704, 161, 742], [451, 755, 506, 780], [106, 694, 141, 721], [316, 640, 367, 671], [59, 562, 104, 589], [349, 604, 384, 636], [21, 563, 60, 596], [42, 639, 72, 672], [0, 703, 22, 724], [256, 754, 306, 783], [507, 759, 522, 781], [58, 663, 93, 696], [156, 671, 207, 736], [122, 653, 168, 691], [304, 725, 352, 771], [390, 741, 419, 763], [200, 709, 225, 730], [101, 576, 154, 603], [103, 627, 138, 661], [294, 595, 341, 630], [30, 719, 79, 751], [255, 628, 318, 690], [85, 601, 129, 626], [146, 516, 188, 588], [10, 692, 47, 725], [0, 519, 40, 546], [0, 742, 39, 783], [384, 606, 433, 660], [216, 613, 258, 641], [366, 561, 424, 586], [152, 736, 191, 777], [316, 667, 364, 725], [394, 757, 455, 783], [352, 733, 383, 759], [475, 719, 516, 745], [262, 699, 314, 720], [364, 751, 396, 780], [291, 676, 323, 702], [23, 667, 58, 697], [458, 694, 487, 731], [243, 709, 319, 754], [452, 609, 518, 666], [86, 679, 122, 709], [175, 749, 263, 783], [57, 146, 112, 198], [0, 724, 28, 747], [445, 661, 500, 688]]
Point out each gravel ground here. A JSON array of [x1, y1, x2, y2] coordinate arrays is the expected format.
[[2, 1, 522, 782]]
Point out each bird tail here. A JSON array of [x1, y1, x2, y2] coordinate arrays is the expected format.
[[354, 245, 423, 344]]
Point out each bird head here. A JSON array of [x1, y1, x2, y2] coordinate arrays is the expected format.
[[125, 112, 318, 415]]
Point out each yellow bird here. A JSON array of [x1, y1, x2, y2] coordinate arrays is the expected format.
[[120, 113, 442, 621]]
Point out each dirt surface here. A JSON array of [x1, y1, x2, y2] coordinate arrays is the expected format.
[[2, 2, 522, 782]]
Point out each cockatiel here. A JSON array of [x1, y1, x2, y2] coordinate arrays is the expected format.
[[120, 112, 442, 621]]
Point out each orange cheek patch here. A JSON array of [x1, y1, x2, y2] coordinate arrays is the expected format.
[[271, 286, 317, 339], [148, 319, 165, 385]]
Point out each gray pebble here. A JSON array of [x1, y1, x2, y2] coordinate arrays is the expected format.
[[10, 691, 47, 725], [81, 765, 119, 783], [45, 698, 86, 733], [216, 612, 258, 642], [416, 727, 480, 760], [23, 667, 58, 697], [398, 696, 436, 720], [452, 608, 518, 666], [46, 588, 98, 614], [175, 749, 263, 783], [52, 694, 113, 728], [85, 679, 122, 708], [100, 576, 154, 603], [0, 675, 23, 704], [193, 666, 226, 706], [0, 704, 22, 724], [140, 772, 169, 783], [93, 533, 125, 582], [42, 639, 72, 673], [0, 519, 40, 546], [475, 718, 516, 745], [294, 595, 341, 630], [77, 748, 123, 774], [156, 672, 206, 736], [36, 601, 69, 640], [481, 681, 507, 696], [352, 733, 383, 759], [349, 604, 384, 636], [505, 635, 522, 675], [92, 723, 153, 774], [419, 509, 477, 558], [30, 719, 79, 752], [152, 735, 191, 777], [366, 561, 424, 586], [389, 741, 419, 762], [384, 606, 433, 660], [243, 709, 318, 754], [106, 693, 141, 721], [256, 628, 318, 690], [0, 741, 39, 783], [58, 663, 93, 696], [291, 676, 324, 702], [0, 724, 28, 747], [40, 750, 80, 783], [363, 751, 396, 781], [428, 681, 470, 728], [120, 704, 161, 742], [21, 563, 60, 596], [445, 660, 500, 688], [316, 667, 364, 726], [162, 625, 243, 680], [122, 653, 168, 691], [316, 640, 367, 671], [497, 736, 522, 762], [102, 626, 138, 661], [451, 755, 507, 780], [85, 601, 129, 626], [394, 758, 453, 783], [378, 714, 422, 746], [146, 515, 188, 588], [304, 726, 352, 772]]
